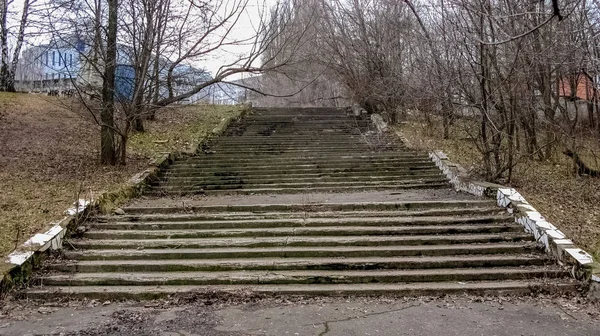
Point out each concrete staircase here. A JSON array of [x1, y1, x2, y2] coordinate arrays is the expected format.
[[147, 107, 449, 195], [28, 107, 573, 299]]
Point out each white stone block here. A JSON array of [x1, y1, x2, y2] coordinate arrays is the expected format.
[[526, 211, 544, 221], [565, 248, 594, 265], [536, 220, 557, 231], [7, 251, 34, 266], [539, 233, 549, 250], [553, 239, 574, 246], [547, 229, 566, 240]]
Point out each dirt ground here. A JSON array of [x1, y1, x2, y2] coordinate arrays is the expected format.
[[398, 118, 600, 259], [0, 92, 241, 257], [0, 292, 598, 336]]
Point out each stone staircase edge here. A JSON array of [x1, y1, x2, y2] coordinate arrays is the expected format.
[[0, 104, 252, 295], [428, 150, 599, 299]]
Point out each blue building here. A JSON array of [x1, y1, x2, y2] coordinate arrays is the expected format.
[[16, 41, 213, 104], [15, 40, 83, 91]]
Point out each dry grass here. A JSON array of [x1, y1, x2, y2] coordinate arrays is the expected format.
[[0, 92, 242, 257], [399, 117, 600, 259]]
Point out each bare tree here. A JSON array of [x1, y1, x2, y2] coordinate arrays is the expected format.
[[0, 0, 37, 92], [40, 0, 309, 165]]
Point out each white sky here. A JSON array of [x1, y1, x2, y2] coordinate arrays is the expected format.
[[202, 0, 278, 77]]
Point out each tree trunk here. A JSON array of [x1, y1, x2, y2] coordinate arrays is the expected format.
[[0, 0, 10, 91], [101, 0, 118, 165], [6, 0, 32, 92]]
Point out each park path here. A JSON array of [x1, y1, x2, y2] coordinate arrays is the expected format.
[[28, 107, 573, 299]]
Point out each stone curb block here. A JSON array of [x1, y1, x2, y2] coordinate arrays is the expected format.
[[0, 104, 251, 294], [429, 150, 599, 298]]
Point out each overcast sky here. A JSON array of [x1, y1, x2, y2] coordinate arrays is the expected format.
[[202, 0, 278, 77]]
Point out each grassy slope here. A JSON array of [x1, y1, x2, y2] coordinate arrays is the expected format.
[[0, 92, 242, 257], [399, 118, 600, 259]]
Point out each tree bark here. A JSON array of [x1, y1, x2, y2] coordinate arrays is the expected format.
[[101, 0, 118, 165], [6, 0, 32, 92], [0, 0, 10, 91]]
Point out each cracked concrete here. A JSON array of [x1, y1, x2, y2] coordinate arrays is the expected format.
[[213, 298, 599, 336], [314, 304, 422, 336], [0, 295, 598, 335]]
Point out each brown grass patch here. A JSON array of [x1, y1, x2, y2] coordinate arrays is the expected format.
[[399, 117, 600, 259], [0, 92, 242, 257]]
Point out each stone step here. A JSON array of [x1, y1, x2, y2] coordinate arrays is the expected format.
[[37, 267, 567, 286], [169, 159, 436, 169], [215, 136, 397, 142], [154, 177, 448, 189], [63, 243, 538, 262], [192, 149, 402, 155], [96, 207, 503, 224], [47, 254, 550, 273], [151, 178, 450, 191], [203, 145, 394, 152], [145, 182, 450, 195], [161, 166, 440, 177], [164, 165, 439, 175], [225, 131, 366, 136], [178, 156, 432, 165], [158, 171, 443, 181], [69, 233, 534, 250], [65, 243, 535, 260], [121, 200, 498, 214], [83, 224, 522, 240], [209, 139, 379, 144], [182, 151, 422, 161], [24, 280, 576, 300], [94, 214, 510, 228]]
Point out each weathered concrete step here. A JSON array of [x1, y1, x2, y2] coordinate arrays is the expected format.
[[226, 130, 366, 136], [206, 142, 381, 148], [152, 178, 449, 190], [63, 243, 538, 261], [93, 214, 511, 229], [121, 200, 497, 214], [210, 139, 376, 145], [168, 161, 436, 170], [47, 254, 550, 273], [155, 174, 444, 187], [183, 151, 423, 160], [155, 177, 447, 190], [238, 115, 359, 119], [204, 146, 395, 152], [227, 123, 363, 128], [24, 280, 576, 300], [95, 207, 504, 224], [193, 149, 403, 155], [83, 224, 522, 240], [146, 183, 450, 195], [163, 165, 439, 174], [216, 136, 394, 142], [239, 118, 358, 122], [205, 146, 394, 153], [69, 233, 534, 250], [236, 114, 358, 119], [177, 156, 433, 166], [38, 267, 568, 286], [161, 166, 440, 177], [178, 151, 430, 159], [159, 171, 443, 182]]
